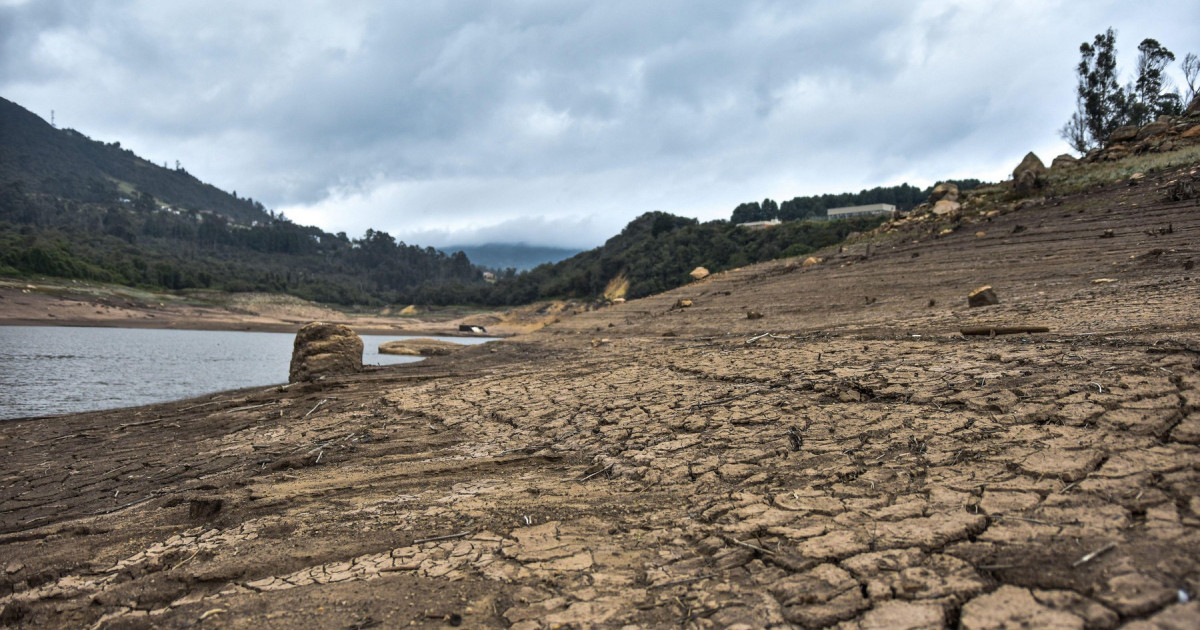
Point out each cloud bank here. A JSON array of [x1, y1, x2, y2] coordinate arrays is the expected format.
[[3, 0, 1197, 248]]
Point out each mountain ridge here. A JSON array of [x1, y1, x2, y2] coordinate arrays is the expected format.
[[0, 96, 272, 225]]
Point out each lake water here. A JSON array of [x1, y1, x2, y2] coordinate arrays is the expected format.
[[0, 326, 494, 420]]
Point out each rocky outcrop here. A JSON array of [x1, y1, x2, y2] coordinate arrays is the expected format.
[[1050, 153, 1078, 170], [378, 338, 462, 357], [1186, 94, 1200, 117], [1086, 101, 1200, 163], [1012, 152, 1048, 195], [929, 182, 959, 204], [1136, 121, 1170, 140], [1108, 125, 1139, 143], [288, 322, 363, 382]]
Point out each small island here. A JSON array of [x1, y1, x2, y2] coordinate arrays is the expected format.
[[377, 337, 465, 356]]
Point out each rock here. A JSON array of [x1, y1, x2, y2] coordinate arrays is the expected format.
[[1012, 152, 1048, 194], [967, 286, 999, 308], [1185, 94, 1200, 117], [674, 299, 693, 309], [929, 182, 959, 204], [1180, 125, 1200, 139], [932, 200, 961, 216], [960, 586, 1085, 630], [378, 338, 462, 357], [1136, 121, 1170, 140], [288, 322, 363, 383], [689, 266, 710, 280], [188, 498, 223, 520], [802, 256, 822, 268], [1100, 229, 1115, 238], [747, 310, 763, 320], [1095, 572, 1176, 617], [1015, 170, 1039, 194], [1050, 154, 1078, 170], [1108, 125, 1139, 143]]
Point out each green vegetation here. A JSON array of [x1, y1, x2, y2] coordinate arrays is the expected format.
[[470, 211, 886, 305], [0, 186, 480, 304], [730, 180, 985, 223], [1061, 29, 1194, 152], [0, 96, 891, 307]]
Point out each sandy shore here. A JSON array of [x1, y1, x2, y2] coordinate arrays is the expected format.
[[0, 284, 519, 337], [2, 166, 1200, 628]]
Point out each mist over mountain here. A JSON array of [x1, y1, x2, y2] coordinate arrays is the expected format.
[[443, 243, 581, 272]]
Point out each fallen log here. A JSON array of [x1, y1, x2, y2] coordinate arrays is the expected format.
[[960, 326, 1050, 337]]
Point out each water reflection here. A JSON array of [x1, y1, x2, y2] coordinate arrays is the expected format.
[[0, 326, 493, 420]]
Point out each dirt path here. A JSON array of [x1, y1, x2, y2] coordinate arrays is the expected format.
[[2, 167, 1199, 628]]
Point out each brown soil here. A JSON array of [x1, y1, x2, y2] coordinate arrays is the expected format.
[[3, 165, 1200, 629]]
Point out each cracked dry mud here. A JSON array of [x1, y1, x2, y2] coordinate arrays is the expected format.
[[3, 168, 1200, 628]]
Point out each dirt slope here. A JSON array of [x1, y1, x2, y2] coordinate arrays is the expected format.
[[2, 166, 1199, 628]]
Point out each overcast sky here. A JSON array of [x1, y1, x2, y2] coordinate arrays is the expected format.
[[2, 1, 1197, 248]]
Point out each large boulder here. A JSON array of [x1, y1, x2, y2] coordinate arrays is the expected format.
[[1050, 154, 1078, 170], [1012, 152, 1048, 195], [1186, 94, 1200, 117], [288, 322, 363, 383], [1136, 121, 1170, 140], [689, 266, 710, 280], [929, 182, 959, 204], [932, 200, 961, 216], [1108, 125, 1139, 143]]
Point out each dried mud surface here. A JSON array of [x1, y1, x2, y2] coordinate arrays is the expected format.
[[3, 168, 1200, 629]]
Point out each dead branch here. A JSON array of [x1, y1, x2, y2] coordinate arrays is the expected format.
[[960, 326, 1050, 337]]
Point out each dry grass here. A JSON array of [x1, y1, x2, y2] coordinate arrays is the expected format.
[[603, 273, 630, 301], [1045, 144, 1200, 196]]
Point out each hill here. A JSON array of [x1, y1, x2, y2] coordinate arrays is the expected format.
[[1, 96, 882, 307], [0, 97, 271, 225], [470, 211, 887, 305], [0, 97, 487, 304]]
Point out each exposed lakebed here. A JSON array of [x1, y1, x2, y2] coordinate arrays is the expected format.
[[0, 326, 494, 420]]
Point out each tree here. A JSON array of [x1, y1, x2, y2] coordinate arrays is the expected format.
[[1060, 101, 1090, 153], [1131, 38, 1179, 125], [1068, 28, 1127, 151], [1183, 52, 1199, 103]]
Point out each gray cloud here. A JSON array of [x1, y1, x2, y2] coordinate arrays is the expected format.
[[3, 0, 1197, 247]]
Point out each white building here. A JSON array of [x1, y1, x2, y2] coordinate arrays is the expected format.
[[737, 218, 782, 230], [825, 203, 896, 220]]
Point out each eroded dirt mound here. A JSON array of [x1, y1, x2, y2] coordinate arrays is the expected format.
[[2, 164, 1200, 628]]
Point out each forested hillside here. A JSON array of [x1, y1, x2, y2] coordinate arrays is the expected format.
[[1, 97, 272, 225], [2, 96, 888, 306], [731, 179, 986, 223], [0, 97, 485, 304], [462, 211, 886, 306]]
